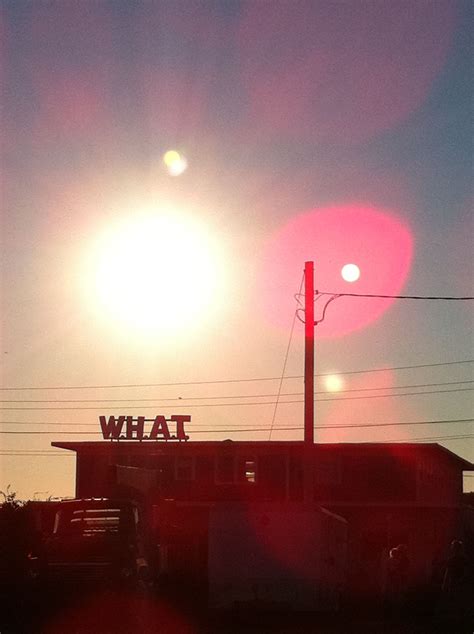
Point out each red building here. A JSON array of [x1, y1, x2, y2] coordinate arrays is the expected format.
[[52, 435, 473, 602]]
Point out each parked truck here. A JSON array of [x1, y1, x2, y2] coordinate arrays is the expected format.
[[34, 498, 150, 588]]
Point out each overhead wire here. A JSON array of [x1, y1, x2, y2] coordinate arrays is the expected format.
[[1, 434, 473, 455], [295, 290, 474, 325], [0, 379, 471, 404], [383, 434, 474, 443], [1, 415, 472, 428], [0, 359, 472, 391], [0, 386, 471, 410], [1, 417, 472, 434], [269, 273, 304, 440], [318, 291, 474, 301]]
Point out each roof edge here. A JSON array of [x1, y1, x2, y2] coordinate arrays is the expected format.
[[50, 440, 473, 469]]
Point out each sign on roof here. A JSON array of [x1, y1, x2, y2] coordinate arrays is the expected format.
[[99, 415, 190, 441]]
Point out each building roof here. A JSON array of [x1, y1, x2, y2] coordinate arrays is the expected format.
[[51, 440, 474, 470]]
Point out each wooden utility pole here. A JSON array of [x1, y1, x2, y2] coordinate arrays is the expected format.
[[303, 261, 314, 506], [304, 261, 314, 446]]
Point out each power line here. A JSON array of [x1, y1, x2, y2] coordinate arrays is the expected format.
[[0, 360, 472, 391], [292, 418, 474, 431], [1, 416, 472, 427], [1, 434, 472, 455], [317, 360, 473, 377], [1, 380, 471, 404], [0, 418, 474, 434], [0, 386, 471, 410], [270, 273, 303, 441], [318, 291, 474, 301], [383, 435, 474, 443], [0, 417, 471, 434], [0, 450, 76, 458]]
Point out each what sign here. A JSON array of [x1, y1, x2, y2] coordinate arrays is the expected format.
[[99, 415, 190, 441]]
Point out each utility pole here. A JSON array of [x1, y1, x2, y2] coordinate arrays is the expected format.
[[303, 261, 314, 506], [304, 261, 314, 446]]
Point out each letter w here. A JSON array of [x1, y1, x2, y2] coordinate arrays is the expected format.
[[99, 416, 125, 439]]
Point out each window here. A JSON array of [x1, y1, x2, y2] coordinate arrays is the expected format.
[[215, 455, 258, 484], [238, 458, 257, 483], [55, 507, 125, 537]]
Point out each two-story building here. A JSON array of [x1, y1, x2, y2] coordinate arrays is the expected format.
[[52, 434, 473, 602]]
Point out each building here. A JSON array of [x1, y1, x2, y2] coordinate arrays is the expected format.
[[52, 430, 473, 603]]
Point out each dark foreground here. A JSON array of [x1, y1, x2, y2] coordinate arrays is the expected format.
[[1, 584, 472, 634]]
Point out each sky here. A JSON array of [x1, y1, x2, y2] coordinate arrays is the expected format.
[[1, 0, 473, 500]]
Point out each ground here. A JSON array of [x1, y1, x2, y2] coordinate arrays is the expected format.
[[1, 584, 472, 634]]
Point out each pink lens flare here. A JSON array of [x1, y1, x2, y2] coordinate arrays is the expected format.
[[262, 204, 414, 338], [238, 1, 456, 144]]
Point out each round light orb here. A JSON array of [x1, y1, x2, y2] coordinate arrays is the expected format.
[[341, 263, 360, 282], [163, 150, 188, 176], [325, 374, 344, 392]]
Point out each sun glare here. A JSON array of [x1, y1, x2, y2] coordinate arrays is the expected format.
[[84, 209, 226, 337]]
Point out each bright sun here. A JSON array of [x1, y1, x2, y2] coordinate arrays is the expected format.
[[84, 209, 226, 336]]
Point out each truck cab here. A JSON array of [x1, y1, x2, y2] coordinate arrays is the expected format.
[[38, 498, 149, 587]]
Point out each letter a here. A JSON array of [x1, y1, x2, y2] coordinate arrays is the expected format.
[[150, 416, 171, 440]]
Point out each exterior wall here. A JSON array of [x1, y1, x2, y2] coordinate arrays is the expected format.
[[73, 443, 463, 508], [416, 453, 463, 506], [76, 453, 113, 498], [314, 448, 418, 505], [326, 504, 464, 600], [207, 505, 347, 610], [76, 445, 296, 503]]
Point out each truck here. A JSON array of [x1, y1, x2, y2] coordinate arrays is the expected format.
[[34, 498, 150, 588]]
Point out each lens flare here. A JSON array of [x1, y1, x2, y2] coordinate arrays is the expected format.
[[341, 263, 360, 283], [238, 1, 455, 143], [163, 150, 188, 176], [325, 375, 344, 392], [262, 204, 414, 338], [317, 369, 419, 446]]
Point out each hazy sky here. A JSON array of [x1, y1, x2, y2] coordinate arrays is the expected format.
[[1, 0, 473, 499]]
